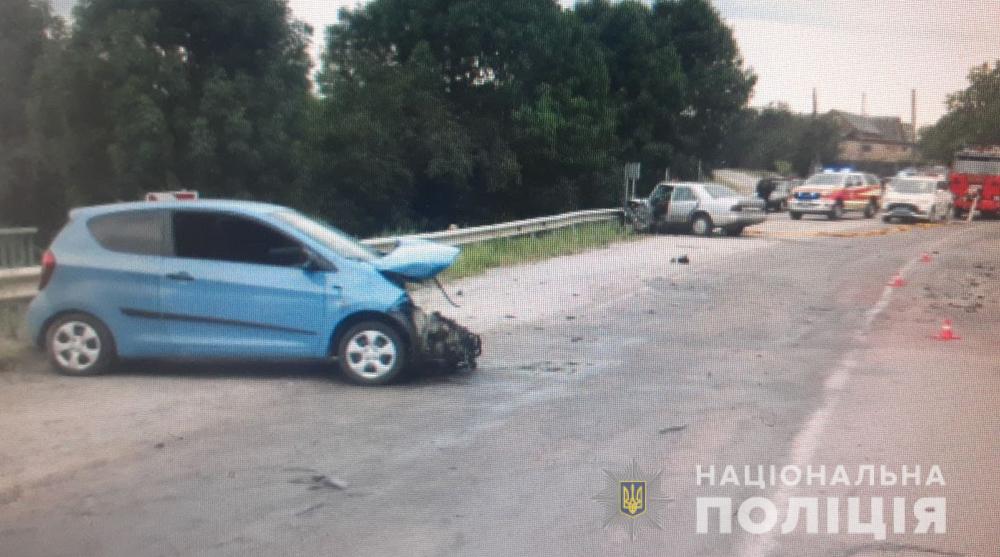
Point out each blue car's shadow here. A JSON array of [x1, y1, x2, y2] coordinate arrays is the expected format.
[[112, 359, 469, 386]]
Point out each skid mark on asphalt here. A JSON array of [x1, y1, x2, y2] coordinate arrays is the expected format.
[[737, 226, 974, 557]]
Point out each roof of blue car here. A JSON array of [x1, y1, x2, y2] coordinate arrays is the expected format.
[[70, 199, 290, 219]]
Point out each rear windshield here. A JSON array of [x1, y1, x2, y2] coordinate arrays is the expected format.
[[804, 174, 846, 186], [889, 179, 935, 194], [703, 184, 740, 199]]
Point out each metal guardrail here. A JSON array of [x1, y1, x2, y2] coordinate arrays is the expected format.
[[0, 209, 623, 303], [0, 267, 42, 303], [362, 208, 622, 251], [0, 227, 39, 269]]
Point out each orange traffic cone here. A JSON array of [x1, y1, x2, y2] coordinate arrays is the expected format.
[[933, 319, 960, 341], [888, 273, 906, 287], [920, 253, 932, 263]]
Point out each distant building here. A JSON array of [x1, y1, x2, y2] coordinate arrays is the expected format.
[[827, 110, 916, 175]]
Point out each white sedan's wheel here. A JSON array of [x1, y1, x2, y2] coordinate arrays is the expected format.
[[691, 214, 713, 236], [45, 313, 115, 375], [338, 321, 407, 384]]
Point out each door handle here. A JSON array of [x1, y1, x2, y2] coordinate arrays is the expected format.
[[166, 271, 195, 282]]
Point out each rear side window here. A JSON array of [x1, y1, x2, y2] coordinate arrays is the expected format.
[[172, 211, 301, 266], [88, 210, 168, 255]]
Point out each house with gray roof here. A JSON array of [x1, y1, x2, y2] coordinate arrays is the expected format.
[[828, 110, 916, 174]]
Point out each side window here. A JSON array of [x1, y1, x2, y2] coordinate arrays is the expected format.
[[866, 174, 879, 186], [172, 211, 302, 267], [673, 187, 695, 201], [88, 210, 167, 255], [650, 185, 671, 205]]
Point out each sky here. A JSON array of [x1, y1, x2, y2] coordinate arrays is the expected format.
[[51, 0, 1000, 127]]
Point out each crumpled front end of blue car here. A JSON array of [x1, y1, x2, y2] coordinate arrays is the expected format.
[[376, 238, 482, 371]]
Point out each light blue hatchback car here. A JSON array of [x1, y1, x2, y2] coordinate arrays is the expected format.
[[26, 200, 480, 384]]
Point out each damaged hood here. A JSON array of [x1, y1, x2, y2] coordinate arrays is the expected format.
[[373, 238, 460, 280]]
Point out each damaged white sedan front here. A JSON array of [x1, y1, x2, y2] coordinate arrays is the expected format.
[[626, 182, 767, 236]]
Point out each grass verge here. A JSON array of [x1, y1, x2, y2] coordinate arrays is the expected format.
[[441, 219, 635, 281]]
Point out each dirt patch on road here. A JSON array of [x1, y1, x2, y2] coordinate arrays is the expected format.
[[748, 221, 946, 239]]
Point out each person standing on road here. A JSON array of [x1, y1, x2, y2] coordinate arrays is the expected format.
[[757, 178, 776, 212]]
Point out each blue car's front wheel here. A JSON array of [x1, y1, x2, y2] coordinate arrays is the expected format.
[[337, 321, 407, 385]]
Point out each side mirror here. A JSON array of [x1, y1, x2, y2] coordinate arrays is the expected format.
[[937, 181, 950, 191]]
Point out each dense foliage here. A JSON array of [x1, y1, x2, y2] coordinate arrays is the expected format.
[[2, 0, 756, 237], [919, 61, 1000, 163], [718, 104, 840, 177]]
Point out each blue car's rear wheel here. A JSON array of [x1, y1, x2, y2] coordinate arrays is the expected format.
[[337, 321, 407, 385], [45, 312, 116, 376]]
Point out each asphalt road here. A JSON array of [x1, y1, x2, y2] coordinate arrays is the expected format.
[[1, 214, 997, 557]]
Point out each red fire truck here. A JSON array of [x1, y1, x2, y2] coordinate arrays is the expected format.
[[950, 147, 1000, 218]]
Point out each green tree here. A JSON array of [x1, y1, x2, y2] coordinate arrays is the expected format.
[[718, 105, 839, 177], [0, 0, 65, 229], [310, 41, 475, 233], [57, 0, 314, 207], [573, 0, 754, 187], [657, 0, 755, 173], [919, 61, 1000, 162], [317, 0, 620, 233]]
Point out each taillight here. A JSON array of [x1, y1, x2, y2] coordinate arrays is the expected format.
[[39, 250, 56, 290]]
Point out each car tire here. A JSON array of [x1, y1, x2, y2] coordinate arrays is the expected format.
[[863, 201, 876, 219], [690, 214, 713, 236], [882, 215, 893, 223], [790, 211, 802, 220], [45, 312, 116, 376], [780, 200, 788, 211], [337, 320, 408, 385], [828, 202, 844, 220]]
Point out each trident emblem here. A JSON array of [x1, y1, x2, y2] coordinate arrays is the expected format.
[[620, 481, 646, 517]]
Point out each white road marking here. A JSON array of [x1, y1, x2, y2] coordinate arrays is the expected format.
[[737, 228, 970, 557]]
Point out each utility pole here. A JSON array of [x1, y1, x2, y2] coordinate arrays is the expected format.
[[812, 87, 818, 117]]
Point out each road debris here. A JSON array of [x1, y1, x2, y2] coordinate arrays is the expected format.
[[670, 255, 690, 264], [657, 425, 688, 434], [758, 410, 777, 427], [295, 503, 326, 517], [290, 475, 348, 491]]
